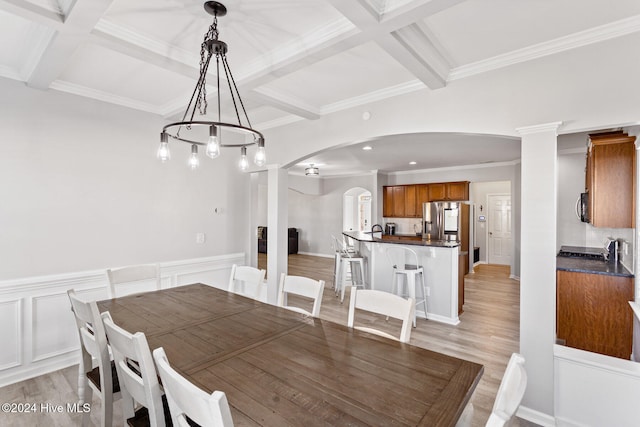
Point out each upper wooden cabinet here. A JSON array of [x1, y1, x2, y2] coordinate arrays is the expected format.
[[587, 131, 636, 228], [404, 185, 418, 217], [383, 181, 470, 218]]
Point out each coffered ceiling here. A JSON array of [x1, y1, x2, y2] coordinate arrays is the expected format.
[[2, 0, 640, 175]]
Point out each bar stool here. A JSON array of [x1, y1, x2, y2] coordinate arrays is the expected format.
[[385, 246, 427, 327], [334, 237, 366, 303]]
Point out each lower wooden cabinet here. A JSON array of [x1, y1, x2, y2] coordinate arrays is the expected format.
[[556, 270, 633, 359]]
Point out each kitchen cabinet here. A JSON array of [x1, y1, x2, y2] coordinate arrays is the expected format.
[[586, 131, 636, 228], [417, 184, 430, 209], [383, 181, 470, 218], [392, 186, 406, 217], [383, 186, 394, 217], [556, 270, 633, 359], [430, 181, 469, 201], [404, 185, 418, 217]]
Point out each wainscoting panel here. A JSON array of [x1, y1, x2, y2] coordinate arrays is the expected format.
[[0, 299, 21, 371], [0, 253, 244, 387], [31, 292, 79, 363]]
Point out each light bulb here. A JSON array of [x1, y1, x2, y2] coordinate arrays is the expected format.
[[188, 144, 199, 170], [254, 138, 266, 166], [206, 125, 220, 158], [239, 146, 249, 171], [157, 132, 170, 162]]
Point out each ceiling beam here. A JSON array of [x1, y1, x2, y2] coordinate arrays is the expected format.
[[326, 0, 463, 89], [248, 88, 321, 120], [27, 0, 115, 90], [0, 0, 63, 29]]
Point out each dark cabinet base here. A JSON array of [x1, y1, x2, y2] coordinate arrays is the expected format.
[[556, 270, 633, 359]]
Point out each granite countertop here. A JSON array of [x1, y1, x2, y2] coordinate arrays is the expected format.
[[556, 256, 634, 278], [343, 231, 460, 248]]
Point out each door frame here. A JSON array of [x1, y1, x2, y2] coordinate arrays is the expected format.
[[486, 192, 512, 265]]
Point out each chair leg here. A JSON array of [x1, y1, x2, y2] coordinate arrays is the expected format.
[[357, 260, 365, 289], [420, 272, 428, 320], [407, 273, 417, 327], [340, 260, 348, 303]]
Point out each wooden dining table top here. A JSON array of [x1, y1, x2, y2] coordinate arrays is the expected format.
[[98, 283, 483, 427]]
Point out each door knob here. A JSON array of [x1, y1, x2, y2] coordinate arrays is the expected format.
[[489, 232, 493, 236]]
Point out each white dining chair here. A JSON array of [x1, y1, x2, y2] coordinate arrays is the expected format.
[[277, 273, 325, 317], [106, 263, 161, 298], [456, 352, 527, 427], [385, 245, 427, 327], [67, 289, 121, 427], [152, 347, 234, 427], [228, 264, 266, 301], [102, 312, 169, 427], [347, 287, 414, 343]]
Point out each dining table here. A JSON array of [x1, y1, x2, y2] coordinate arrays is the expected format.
[[97, 283, 483, 426]]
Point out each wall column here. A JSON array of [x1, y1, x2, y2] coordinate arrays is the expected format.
[[266, 165, 288, 304], [248, 172, 259, 268], [516, 121, 561, 419]]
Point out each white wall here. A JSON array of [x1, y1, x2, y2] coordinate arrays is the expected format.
[[0, 78, 250, 280]]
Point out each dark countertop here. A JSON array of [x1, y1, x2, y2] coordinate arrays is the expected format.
[[343, 231, 460, 248], [556, 256, 634, 277]]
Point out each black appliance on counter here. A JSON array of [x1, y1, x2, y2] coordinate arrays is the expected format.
[[385, 222, 396, 235]]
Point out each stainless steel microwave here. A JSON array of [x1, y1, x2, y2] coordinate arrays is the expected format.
[[577, 192, 589, 223]]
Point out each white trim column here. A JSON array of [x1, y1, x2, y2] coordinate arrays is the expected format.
[[248, 172, 260, 268], [517, 121, 562, 419], [266, 166, 288, 304]]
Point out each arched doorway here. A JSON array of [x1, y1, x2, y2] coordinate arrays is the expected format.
[[343, 187, 371, 232]]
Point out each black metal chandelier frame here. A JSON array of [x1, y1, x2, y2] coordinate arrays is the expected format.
[[159, 1, 265, 167]]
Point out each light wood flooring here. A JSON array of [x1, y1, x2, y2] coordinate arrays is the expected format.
[[0, 254, 537, 427]]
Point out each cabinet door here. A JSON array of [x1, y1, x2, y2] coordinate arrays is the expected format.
[[392, 186, 406, 217], [446, 182, 469, 201], [417, 184, 429, 209], [405, 185, 418, 217], [383, 186, 394, 217], [589, 137, 635, 228], [556, 270, 633, 359], [429, 183, 446, 201]]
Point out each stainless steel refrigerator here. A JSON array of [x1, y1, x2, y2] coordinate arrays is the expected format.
[[422, 201, 469, 243]]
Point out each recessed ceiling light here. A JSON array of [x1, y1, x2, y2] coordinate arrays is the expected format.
[[409, 161, 417, 165], [362, 146, 372, 151]]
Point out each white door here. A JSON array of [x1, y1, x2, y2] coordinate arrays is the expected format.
[[488, 194, 512, 265]]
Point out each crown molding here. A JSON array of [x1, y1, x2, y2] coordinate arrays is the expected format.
[[388, 159, 521, 176], [516, 121, 563, 136], [50, 80, 163, 114], [449, 14, 640, 81]]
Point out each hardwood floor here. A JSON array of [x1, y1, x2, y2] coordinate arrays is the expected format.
[[0, 255, 537, 427]]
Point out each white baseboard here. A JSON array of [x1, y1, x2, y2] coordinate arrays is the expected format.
[[517, 405, 556, 427], [297, 251, 334, 259], [0, 253, 244, 387]]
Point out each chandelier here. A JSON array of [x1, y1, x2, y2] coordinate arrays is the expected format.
[[305, 164, 319, 176], [157, 1, 265, 171]]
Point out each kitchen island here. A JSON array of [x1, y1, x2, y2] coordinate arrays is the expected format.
[[343, 231, 462, 325]]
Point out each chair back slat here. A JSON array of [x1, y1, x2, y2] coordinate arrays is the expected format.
[[103, 312, 166, 427], [107, 264, 160, 298], [277, 274, 325, 317], [486, 353, 527, 427], [153, 347, 234, 427], [228, 264, 266, 300], [347, 287, 414, 343]]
